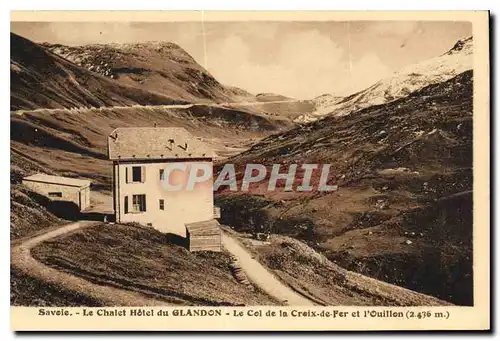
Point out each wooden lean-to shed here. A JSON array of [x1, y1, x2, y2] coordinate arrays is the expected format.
[[185, 219, 222, 252]]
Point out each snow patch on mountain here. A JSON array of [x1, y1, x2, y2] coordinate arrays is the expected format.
[[296, 36, 473, 123], [295, 94, 344, 123]]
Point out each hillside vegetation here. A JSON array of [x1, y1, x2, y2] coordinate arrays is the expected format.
[[30, 224, 277, 306], [217, 71, 473, 305], [43, 41, 256, 104], [10, 33, 293, 251], [233, 232, 448, 306], [11, 104, 292, 189], [11, 33, 183, 110], [10, 31, 474, 307]]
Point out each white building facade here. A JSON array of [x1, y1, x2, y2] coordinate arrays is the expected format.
[[108, 127, 218, 237]]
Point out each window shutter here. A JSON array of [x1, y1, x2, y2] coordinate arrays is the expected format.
[[126, 167, 132, 183], [143, 195, 147, 212], [141, 166, 146, 183], [124, 196, 129, 214]]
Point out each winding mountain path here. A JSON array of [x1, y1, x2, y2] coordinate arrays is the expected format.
[[12, 219, 315, 306], [11, 221, 170, 306], [11, 100, 300, 116], [221, 233, 315, 306]]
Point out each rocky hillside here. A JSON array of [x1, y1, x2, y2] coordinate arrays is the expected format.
[[10, 33, 293, 187], [11, 103, 292, 191], [42, 41, 255, 104], [295, 94, 344, 123], [312, 94, 344, 108], [216, 71, 473, 305], [10, 33, 295, 246], [299, 37, 472, 122], [234, 232, 448, 306], [11, 33, 184, 110]]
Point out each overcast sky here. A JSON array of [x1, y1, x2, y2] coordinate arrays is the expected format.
[[11, 21, 471, 99]]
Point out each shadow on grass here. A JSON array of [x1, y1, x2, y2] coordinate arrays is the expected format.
[[164, 233, 188, 248]]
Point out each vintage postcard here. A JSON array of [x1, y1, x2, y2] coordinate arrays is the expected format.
[[10, 10, 490, 331]]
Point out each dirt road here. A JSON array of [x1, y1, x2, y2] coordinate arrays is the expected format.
[[13, 213, 315, 306], [11, 100, 301, 116], [11, 221, 170, 306], [221, 233, 315, 306]]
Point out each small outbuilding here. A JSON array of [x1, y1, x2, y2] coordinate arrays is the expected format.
[[22, 173, 91, 211], [185, 219, 222, 252]]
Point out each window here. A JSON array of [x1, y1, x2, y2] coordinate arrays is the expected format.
[[48, 192, 62, 198], [132, 166, 142, 182], [126, 166, 145, 183], [159, 199, 164, 210], [159, 169, 164, 181], [132, 194, 146, 212]]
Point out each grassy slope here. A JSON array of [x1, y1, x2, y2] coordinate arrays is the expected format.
[[43, 41, 256, 104], [31, 224, 277, 306], [216, 71, 473, 305], [10, 33, 294, 191], [231, 231, 448, 306], [11, 33, 184, 111], [39, 39, 317, 120], [10, 165, 80, 306], [10, 171, 90, 307], [10, 36, 293, 305], [11, 105, 292, 191], [10, 184, 64, 241], [11, 267, 102, 307]]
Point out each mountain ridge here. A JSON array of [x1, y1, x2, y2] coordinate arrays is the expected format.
[[296, 36, 473, 123], [42, 40, 256, 104], [10, 33, 186, 111], [217, 70, 473, 305]]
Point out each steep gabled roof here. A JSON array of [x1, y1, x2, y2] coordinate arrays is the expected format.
[[107, 127, 215, 161]]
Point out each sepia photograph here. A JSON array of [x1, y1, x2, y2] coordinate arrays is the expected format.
[[9, 10, 490, 331]]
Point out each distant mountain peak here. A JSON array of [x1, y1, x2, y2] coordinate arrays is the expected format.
[[444, 36, 473, 56], [298, 36, 473, 122], [41, 40, 255, 104]]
